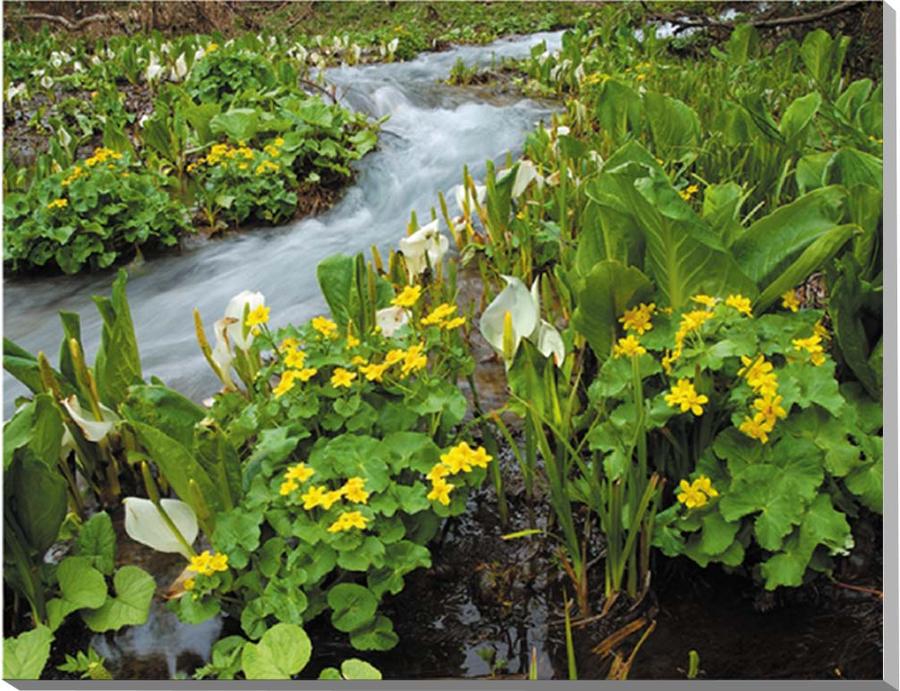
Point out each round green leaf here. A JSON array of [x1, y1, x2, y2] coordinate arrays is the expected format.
[[327, 583, 377, 633], [241, 623, 311, 679]]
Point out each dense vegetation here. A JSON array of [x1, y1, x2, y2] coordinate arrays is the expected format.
[[3, 2, 883, 681]]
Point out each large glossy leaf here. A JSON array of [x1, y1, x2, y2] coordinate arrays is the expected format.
[[779, 92, 821, 145], [754, 224, 857, 311], [11, 456, 68, 555], [316, 254, 355, 327], [3, 626, 53, 679], [829, 258, 880, 397], [644, 92, 700, 162], [731, 185, 846, 286], [241, 623, 311, 680], [81, 565, 155, 632], [210, 108, 261, 143], [571, 260, 653, 361], [92, 270, 142, 409], [121, 385, 205, 449]]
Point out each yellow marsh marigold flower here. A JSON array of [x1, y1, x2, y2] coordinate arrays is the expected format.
[[47, 198, 68, 210], [694, 475, 719, 499], [443, 316, 466, 330], [246, 304, 270, 327], [427, 478, 454, 506], [284, 349, 306, 369], [346, 333, 360, 349], [301, 485, 328, 510], [312, 316, 338, 338], [327, 510, 369, 533], [264, 144, 280, 157], [190, 550, 228, 576], [782, 290, 801, 312], [739, 413, 775, 444], [676, 480, 708, 509], [207, 42, 219, 52], [813, 320, 830, 342], [421, 302, 458, 327], [274, 137, 285, 147], [691, 294, 718, 309], [426, 463, 450, 483], [391, 284, 422, 308], [665, 378, 709, 416], [619, 303, 656, 335], [725, 294, 753, 317], [331, 367, 356, 388], [384, 348, 406, 366], [285, 462, 314, 484], [738, 355, 778, 396], [279, 337, 300, 353], [341, 477, 369, 504], [678, 183, 700, 201], [678, 309, 714, 336], [359, 362, 389, 382], [279, 479, 298, 496], [296, 367, 318, 382], [273, 371, 298, 398], [184, 577, 196, 591], [467, 445, 492, 469], [753, 394, 787, 424], [612, 334, 646, 359], [322, 490, 344, 510], [401, 344, 427, 376], [255, 160, 280, 175]]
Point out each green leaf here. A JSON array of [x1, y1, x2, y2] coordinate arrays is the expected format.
[[210, 108, 262, 143], [92, 270, 143, 408], [212, 509, 262, 570], [11, 456, 68, 555], [644, 91, 700, 161], [571, 260, 653, 361], [779, 92, 821, 144], [754, 224, 856, 311], [57, 556, 108, 611], [316, 254, 355, 327], [4, 626, 53, 679], [75, 511, 116, 575], [327, 583, 377, 633], [341, 659, 382, 679], [81, 566, 155, 632], [731, 186, 846, 287], [241, 623, 311, 680], [348, 614, 398, 651], [845, 451, 882, 513]]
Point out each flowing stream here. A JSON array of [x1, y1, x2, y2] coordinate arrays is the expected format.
[[3, 31, 563, 416]]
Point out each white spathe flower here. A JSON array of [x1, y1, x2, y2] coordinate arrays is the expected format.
[[453, 182, 487, 217], [58, 127, 72, 149], [6, 83, 26, 102], [193, 47, 206, 63], [480, 276, 565, 366], [211, 316, 236, 389], [512, 159, 543, 199], [387, 38, 400, 54], [399, 220, 449, 278], [170, 53, 189, 81], [480, 276, 538, 363], [73, 61, 84, 73], [375, 306, 410, 337], [91, 55, 102, 66], [61, 396, 119, 442], [123, 497, 198, 559], [40, 75, 53, 90], [223, 290, 265, 351], [145, 54, 164, 83]]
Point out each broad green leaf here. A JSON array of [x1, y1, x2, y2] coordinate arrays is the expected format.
[[341, 659, 382, 679], [241, 623, 311, 680], [3, 626, 53, 679], [779, 92, 821, 144], [571, 260, 653, 360], [348, 614, 398, 651], [120, 385, 205, 449], [316, 254, 355, 327], [644, 92, 700, 161], [754, 224, 856, 311], [92, 270, 142, 409], [327, 583, 377, 633], [11, 456, 68, 555], [731, 186, 846, 287], [210, 108, 262, 143], [75, 512, 116, 575], [82, 566, 155, 632]]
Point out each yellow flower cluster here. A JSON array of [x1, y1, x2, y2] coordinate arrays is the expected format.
[[312, 316, 338, 338], [61, 165, 84, 187], [665, 378, 708, 416], [391, 284, 422, 308], [662, 300, 715, 374], [85, 147, 122, 167], [328, 510, 370, 533], [781, 290, 801, 312], [273, 365, 318, 398], [792, 333, 826, 367], [255, 160, 280, 175], [737, 354, 785, 443], [678, 183, 700, 201], [421, 302, 465, 330], [425, 442, 492, 506], [47, 198, 68, 210], [279, 462, 315, 495], [619, 303, 655, 335], [676, 475, 718, 509], [725, 294, 753, 318], [612, 334, 646, 359], [189, 550, 229, 577]]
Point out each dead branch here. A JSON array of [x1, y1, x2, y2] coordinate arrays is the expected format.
[[19, 12, 114, 30], [648, 1, 865, 35]]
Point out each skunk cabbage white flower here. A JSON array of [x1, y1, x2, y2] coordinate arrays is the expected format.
[[512, 159, 543, 199], [61, 396, 119, 441], [145, 55, 164, 83], [193, 47, 206, 64], [211, 317, 236, 386], [7, 83, 26, 102], [375, 306, 410, 337], [170, 53, 189, 81], [480, 276, 565, 366], [73, 61, 84, 73], [123, 497, 198, 559], [58, 127, 72, 149], [387, 38, 400, 54], [222, 290, 265, 352], [40, 75, 53, 90], [399, 220, 449, 278], [453, 182, 487, 218]]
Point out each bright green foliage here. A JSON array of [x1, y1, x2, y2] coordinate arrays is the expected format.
[[3, 626, 53, 679], [4, 149, 190, 274]]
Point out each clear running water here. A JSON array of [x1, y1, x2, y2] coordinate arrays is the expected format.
[[3, 31, 563, 416]]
